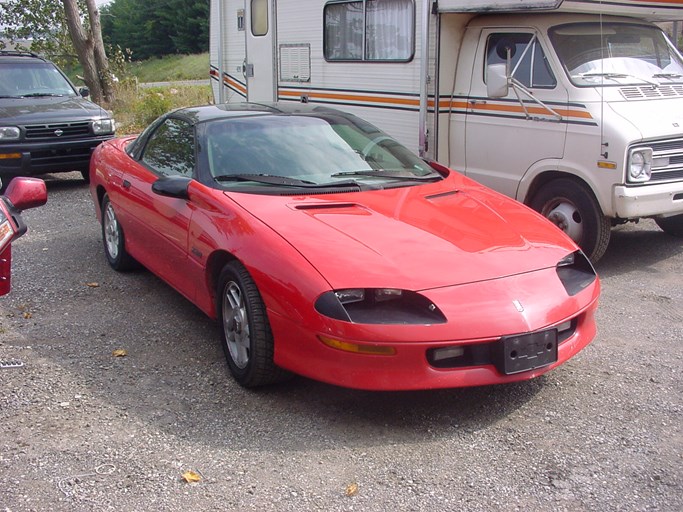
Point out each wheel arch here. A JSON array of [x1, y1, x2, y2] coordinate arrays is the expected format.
[[520, 168, 608, 218], [205, 249, 240, 319]]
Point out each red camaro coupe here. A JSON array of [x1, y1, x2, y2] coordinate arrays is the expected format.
[[89, 103, 600, 390]]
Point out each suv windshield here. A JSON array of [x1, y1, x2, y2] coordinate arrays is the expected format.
[[549, 22, 683, 86], [0, 61, 77, 98]]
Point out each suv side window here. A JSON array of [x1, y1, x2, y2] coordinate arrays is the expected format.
[[486, 33, 556, 88], [141, 118, 195, 178]]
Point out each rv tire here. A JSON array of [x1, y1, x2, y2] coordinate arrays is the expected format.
[[530, 178, 611, 263], [655, 214, 683, 237]]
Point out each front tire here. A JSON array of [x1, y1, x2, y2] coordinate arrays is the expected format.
[[530, 178, 611, 262], [101, 194, 136, 271], [655, 214, 683, 237], [217, 261, 289, 388]]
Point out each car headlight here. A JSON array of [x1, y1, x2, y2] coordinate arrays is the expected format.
[[92, 118, 115, 135], [556, 250, 597, 296], [0, 127, 20, 141], [315, 288, 446, 324], [628, 148, 652, 183]]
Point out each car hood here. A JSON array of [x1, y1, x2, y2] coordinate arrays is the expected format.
[[228, 178, 576, 290], [607, 97, 683, 140], [0, 96, 107, 124]]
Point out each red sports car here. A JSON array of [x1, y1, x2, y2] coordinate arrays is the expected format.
[[89, 103, 600, 390]]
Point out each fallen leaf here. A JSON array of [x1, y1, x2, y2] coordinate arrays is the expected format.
[[181, 470, 202, 483], [22, 312, 32, 319], [112, 349, 127, 357], [345, 482, 359, 497], [86, 282, 100, 288]]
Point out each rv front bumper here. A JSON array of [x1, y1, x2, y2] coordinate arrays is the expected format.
[[613, 182, 683, 218]]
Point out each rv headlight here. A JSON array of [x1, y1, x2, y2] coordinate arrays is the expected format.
[[628, 148, 652, 183], [92, 118, 115, 135], [0, 127, 20, 141]]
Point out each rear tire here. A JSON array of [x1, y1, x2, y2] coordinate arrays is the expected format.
[[655, 214, 683, 237], [217, 261, 290, 388], [530, 178, 611, 263], [101, 194, 136, 271]]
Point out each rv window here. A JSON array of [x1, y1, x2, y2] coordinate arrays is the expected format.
[[251, 0, 268, 37], [324, 0, 414, 62], [486, 33, 556, 89]]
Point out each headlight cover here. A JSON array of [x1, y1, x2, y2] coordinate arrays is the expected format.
[[315, 288, 446, 324], [92, 118, 115, 135], [0, 127, 21, 141], [628, 147, 652, 183], [556, 250, 597, 296]]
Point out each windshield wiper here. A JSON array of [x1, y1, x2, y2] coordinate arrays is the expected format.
[[331, 169, 443, 181], [21, 93, 65, 97], [653, 73, 683, 79], [214, 173, 360, 188], [574, 72, 659, 87]]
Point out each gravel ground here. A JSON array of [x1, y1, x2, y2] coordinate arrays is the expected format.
[[0, 173, 681, 511]]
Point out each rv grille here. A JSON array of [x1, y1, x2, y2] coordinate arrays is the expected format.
[[632, 137, 683, 183], [25, 121, 91, 140], [620, 85, 683, 100]]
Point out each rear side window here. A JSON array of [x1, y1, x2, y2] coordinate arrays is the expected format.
[[486, 33, 556, 88], [324, 0, 414, 61], [142, 118, 195, 178]]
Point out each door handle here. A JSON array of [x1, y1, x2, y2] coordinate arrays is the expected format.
[[122, 179, 131, 190]]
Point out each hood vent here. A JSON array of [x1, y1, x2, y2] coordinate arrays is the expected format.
[[295, 202, 357, 210], [620, 85, 683, 100]]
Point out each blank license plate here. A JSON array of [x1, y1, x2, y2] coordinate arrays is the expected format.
[[496, 329, 558, 375]]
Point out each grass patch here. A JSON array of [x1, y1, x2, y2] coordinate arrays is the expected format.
[[112, 84, 214, 134], [129, 53, 209, 83]]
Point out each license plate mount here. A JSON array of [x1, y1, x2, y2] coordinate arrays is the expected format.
[[495, 329, 558, 375]]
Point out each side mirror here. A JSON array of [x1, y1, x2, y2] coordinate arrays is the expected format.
[[4, 177, 48, 211], [152, 176, 192, 199], [486, 63, 510, 98], [79, 86, 90, 98]]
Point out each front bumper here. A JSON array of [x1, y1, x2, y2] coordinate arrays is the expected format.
[[0, 135, 113, 178], [614, 182, 683, 218], [270, 268, 600, 390]]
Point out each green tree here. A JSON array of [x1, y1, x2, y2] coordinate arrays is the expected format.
[[101, 0, 208, 60], [0, 0, 115, 105]]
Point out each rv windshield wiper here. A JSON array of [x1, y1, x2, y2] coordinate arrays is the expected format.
[[331, 169, 443, 181], [574, 72, 659, 86], [214, 173, 360, 188], [653, 73, 683, 79]]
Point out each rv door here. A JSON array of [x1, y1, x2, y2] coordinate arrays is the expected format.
[[245, 0, 276, 101]]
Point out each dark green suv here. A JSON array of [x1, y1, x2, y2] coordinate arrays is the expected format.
[[0, 51, 115, 187]]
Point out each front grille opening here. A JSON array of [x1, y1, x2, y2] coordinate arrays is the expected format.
[[426, 319, 577, 370], [25, 121, 91, 140]]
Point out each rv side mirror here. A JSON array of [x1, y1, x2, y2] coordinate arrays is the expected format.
[[486, 63, 509, 98]]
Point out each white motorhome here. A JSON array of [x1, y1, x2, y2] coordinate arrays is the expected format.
[[210, 0, 683, 261]]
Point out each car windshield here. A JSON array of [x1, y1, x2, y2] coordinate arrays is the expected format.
[[0, 61, 77, 98], [549, 22, 683, 86], [198, 113, 440, 191]]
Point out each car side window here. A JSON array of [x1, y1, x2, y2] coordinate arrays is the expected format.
[[141, 118, 195, 177], [486, 33, 556, 89]]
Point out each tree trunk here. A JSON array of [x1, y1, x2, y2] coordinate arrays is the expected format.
[[61, 0, 114, 105]]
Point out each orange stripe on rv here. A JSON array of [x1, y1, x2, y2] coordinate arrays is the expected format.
[[448, 100, 592, 119], [279, 89, 420, 106], [225, 76, 246, 94]]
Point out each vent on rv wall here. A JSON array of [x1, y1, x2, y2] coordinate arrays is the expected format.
[[620, 85, 683, 100], [279, 44, 311, 83]]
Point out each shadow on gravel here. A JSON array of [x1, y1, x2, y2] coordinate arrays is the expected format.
[[595, 222, 682, 278]]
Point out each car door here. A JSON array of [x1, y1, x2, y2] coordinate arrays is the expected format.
[[464, 30, 568, 199], [116, 117, 198, 300]]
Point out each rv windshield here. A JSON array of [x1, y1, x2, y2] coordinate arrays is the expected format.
[[549, 22, 683, 87]]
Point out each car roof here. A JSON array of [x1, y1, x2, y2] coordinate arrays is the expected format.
[[0, 51, 49, 64], [171, 102, 355, 124]]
